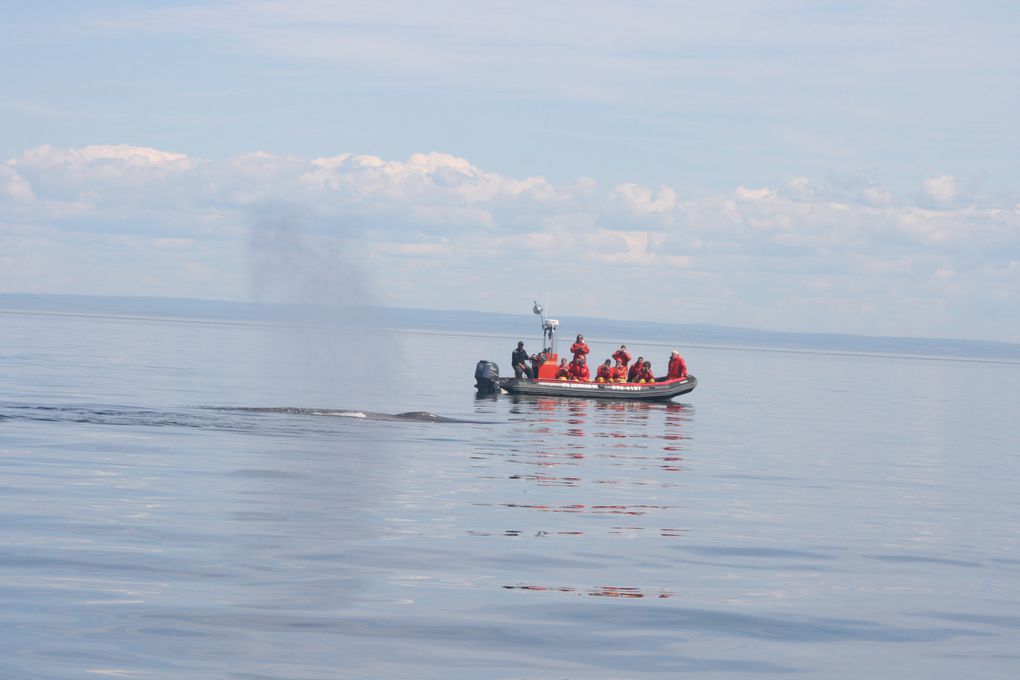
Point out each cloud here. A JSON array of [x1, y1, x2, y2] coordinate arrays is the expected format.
[[921, 175, 958, 206], [5, 145, 1017, 261], [1, 164, 35, 201], [861, 185, 893, 207], [86, 2, 1018, 110], [610, 183, 678, 223], [2, 143, 1019, 339]]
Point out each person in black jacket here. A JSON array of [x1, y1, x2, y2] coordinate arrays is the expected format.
[[512, 341, 533, 379]]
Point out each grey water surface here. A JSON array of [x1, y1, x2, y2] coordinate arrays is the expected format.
[[1, 309, 1019, 679]]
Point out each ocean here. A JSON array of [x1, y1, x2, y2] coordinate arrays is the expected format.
[[1, 306, 1019, 679]]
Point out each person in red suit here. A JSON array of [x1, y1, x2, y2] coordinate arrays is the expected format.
[[612, 360, 627, 382], [667, 351, 688, 380], [596, 359, 614, 382], [568, 355, 590, 381], [627, 356, 645, 382], [612, 345, 631, 369], [637, 360, 655, 383], [570, 334, 590, 362], [556, 358, 570, 380]]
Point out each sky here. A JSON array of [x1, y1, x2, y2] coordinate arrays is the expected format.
[[1, 1, 1018, 342]]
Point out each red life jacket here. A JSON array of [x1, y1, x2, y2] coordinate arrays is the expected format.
[[667, 355, 687, 379], [627, 362, 643, 382], [570, 341, 589, 360], [569, 361, 590, 381], [612, 349, 631, 366], [612, 364, 627, 381], [596, 364, 613, 381]]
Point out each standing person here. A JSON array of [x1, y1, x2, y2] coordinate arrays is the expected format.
[[568, 354, 590, 381], [627, 356, 645, 382], [570, 334, 590, 362], [667, 351, 688, 380], [511, 341, 533, 379], [612, 345, 631, 370], [596, 359, 613, 383]]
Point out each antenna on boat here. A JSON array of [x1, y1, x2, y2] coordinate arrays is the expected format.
[[533, 300, 558, 357]]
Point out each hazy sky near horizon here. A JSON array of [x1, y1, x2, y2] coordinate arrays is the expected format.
[[2, 1, 1018, 341]]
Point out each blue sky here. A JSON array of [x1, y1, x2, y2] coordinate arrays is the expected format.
[[2, 1, 1019, 341]]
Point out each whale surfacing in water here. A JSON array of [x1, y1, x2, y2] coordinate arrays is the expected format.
[[392, 411, 456, 422], [214, 407, 468, 423]]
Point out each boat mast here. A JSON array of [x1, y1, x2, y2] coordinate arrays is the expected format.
[[533, 301, 558, 358]]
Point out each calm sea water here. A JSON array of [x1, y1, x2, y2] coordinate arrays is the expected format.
[[1, 309, 1019, 679]]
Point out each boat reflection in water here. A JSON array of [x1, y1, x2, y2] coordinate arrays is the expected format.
[[503, 584, 676, 598], [474, 395, 695, 598]]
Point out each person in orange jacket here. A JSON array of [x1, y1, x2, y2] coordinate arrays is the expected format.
[[596, 358, 614, 382], [556, 358, 570, 380], [568, 355, 590, 381], [637, 360, 655, 383], [570, 334, 590, 362], [627, 356, 645, 382], [612, 345, 631, 369], [612, 359, 628, 382], [667, 351, 688, 380]]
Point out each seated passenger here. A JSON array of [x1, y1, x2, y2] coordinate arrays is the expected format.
[[638, 360, 655, 383], [667, 351, 688, 380], [568, 355, 590, 382], [612, 345, 631, 369], [612, 360, 627, 382], [556, 358, 570, 380], [627, 356, 645, 382], [570, 334, 590, 362], [530, 350, 547, 379], [596, 359, 613, 383]]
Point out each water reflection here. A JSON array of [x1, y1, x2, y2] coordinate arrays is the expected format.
[[470, 396, 696, 597], [497, 398, 693, 477], [508, 473, 582, 486], [503, 584, 676, 598], [473, 502, 676, 516], [504, 397, 692, 445], [9, 308, 1020, 678]]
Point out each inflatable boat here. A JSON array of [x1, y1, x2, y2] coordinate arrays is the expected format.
[[473, 302, 698, 401], [475, 363, 697, 401]]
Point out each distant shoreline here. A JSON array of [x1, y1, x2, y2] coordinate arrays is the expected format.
[[3, 292, 1019, 363]]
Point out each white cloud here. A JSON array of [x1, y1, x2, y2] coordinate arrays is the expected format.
[[922, 175, 958, 206], [1, 165, 35, 201], [861, 185, 893, 207], [76, 144, 190, 166], [732, 186, 775, 201], [3, 143, 1019, 340], [17, 143, 192, 174], [611, 183, 678, 221]]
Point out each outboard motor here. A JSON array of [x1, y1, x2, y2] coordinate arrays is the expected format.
[[474, 360, 500, 393]]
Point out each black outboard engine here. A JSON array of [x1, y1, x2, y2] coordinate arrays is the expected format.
[[474, 360, 500, 393]]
